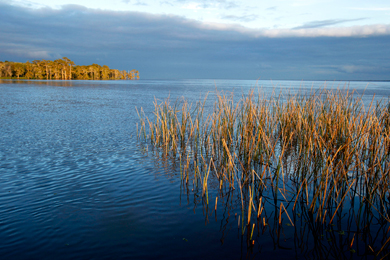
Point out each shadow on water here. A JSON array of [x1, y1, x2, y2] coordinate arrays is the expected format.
[[0, 79, 76, 87], [145, 146, 390, 260]]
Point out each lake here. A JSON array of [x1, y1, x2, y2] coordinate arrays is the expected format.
[[0, 79, 389, 259]]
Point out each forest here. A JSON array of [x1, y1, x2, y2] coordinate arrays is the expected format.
[[0, 57, 139, 80]]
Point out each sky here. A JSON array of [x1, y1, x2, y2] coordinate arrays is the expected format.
[[1, 0, 390, 80]]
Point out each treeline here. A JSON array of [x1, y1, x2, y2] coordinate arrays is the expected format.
[[0, 57, 139, 80]]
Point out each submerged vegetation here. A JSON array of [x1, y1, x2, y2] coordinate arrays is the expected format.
[[0, 57, 139, 80], [138, 89, 390, 259]]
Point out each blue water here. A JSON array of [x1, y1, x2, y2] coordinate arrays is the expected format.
[[0, 79, 389, 259]]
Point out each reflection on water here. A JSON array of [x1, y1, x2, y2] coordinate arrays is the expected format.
[[146, 121, 390, 259], [0, 79, 389, 259]]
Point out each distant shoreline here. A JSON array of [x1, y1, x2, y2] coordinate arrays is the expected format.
[[0, 77, 136, 81], [0, 58, 139, 80], [1, 78, 389, 82]]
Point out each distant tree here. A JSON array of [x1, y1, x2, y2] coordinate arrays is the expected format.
[[62, 57, 74, 80], [13, 63, 25, 79], [91, 64, 101, 80], [55, 58, 66, 80], [128, 69, 139, 80], [74, 66, 82, 79], [40, 60, 50, 80], [32, 60, 44, 79], [25, 61, 34, 79], [52, 60, 61, 80], [4, 63, 12, 77], [88, 65, 94, 80], [77, 66, 89, 80], [111, 69, 120, 80], [101, 65, 110, 80], [0, 62, 4, 77], [0, 58, 139, 80]]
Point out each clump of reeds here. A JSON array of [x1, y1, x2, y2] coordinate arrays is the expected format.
[[138, 88, 390, 257]]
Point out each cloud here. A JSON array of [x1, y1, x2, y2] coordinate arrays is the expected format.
[[1, 45, 53, 59], [6, 0, 47, 9], [293, 18, 368, 29], [339, 65, 370, 74], [351, 7, 390, 11], [176, 0, 239, 10], [194, 22, 390, 38], [266, 6, 277, 11], [134, 1, 148, 6], [220, 14, 257, 22], [160, 1, 174, 6], [291, 0, 326, 7], [311, 64, 381, 75], [0, 3, 389, 80]]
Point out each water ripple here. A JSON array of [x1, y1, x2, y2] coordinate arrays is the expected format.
[[1, 80, 389, 259]]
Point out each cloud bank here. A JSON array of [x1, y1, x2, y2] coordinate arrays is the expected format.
[[0, 2, 389, 80]]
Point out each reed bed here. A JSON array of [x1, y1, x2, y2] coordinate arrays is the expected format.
[[138, 88, 390, 258]]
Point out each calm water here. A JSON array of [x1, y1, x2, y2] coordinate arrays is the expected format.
[[0, 79, 389, 259]]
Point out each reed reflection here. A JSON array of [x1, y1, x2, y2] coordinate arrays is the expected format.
[[139, 89, 390, 259]]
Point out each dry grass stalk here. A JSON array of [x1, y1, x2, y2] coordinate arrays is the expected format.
[[138, 88, 390, 255]]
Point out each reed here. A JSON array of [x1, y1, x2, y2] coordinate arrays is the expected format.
[[138, 88, 390, 257]]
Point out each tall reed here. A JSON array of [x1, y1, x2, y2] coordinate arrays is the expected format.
[[138, 88, 390, 257]]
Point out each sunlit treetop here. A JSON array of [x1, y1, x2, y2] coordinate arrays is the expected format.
[[0, 58, 139, 80]]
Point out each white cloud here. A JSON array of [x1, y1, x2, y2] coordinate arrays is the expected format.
[[182, 3, 204, 10], [8, 0, 48, 9], [290, 0, 328, 7], [196, 22, 390, 38], [340, 65, 366, 73], [2, 47, 53, 59], [314, 64, 378, 74], [351, 7, 390, 11], [221, 14, 257, 22]]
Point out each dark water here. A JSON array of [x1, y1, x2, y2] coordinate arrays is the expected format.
[[0, 79, 389, 259]]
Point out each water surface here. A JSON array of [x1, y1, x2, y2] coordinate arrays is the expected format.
[[0, 79, 389, 259]]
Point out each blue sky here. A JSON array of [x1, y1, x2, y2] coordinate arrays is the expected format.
[[1, 0, 390, 79]]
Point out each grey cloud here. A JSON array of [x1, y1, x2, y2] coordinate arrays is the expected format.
[[294, 18, 368, 29], [310, 64, 382, 77], [175, 0, 239, 9], [122, 0, 147, 4], [222, 1, 239, 9], [0, 3, 389, 80], [266, 6, 277, 11], [221, 14, 257, 22], [135, 1, 148, 6], [160, 1, 174, 6]]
